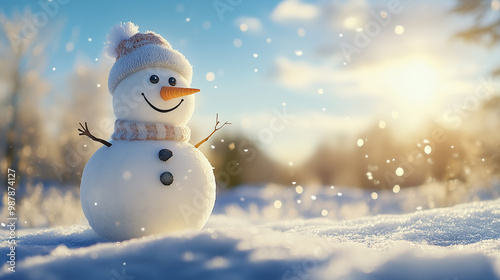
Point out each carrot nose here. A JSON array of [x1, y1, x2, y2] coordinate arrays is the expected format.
[[160, 87, 200, 101]]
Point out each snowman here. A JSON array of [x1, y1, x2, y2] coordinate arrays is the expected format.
[[78, 22, 228, 240]]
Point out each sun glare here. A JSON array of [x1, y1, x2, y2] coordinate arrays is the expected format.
[[382, 57, 441, 109], [397, 60, 438, 103]]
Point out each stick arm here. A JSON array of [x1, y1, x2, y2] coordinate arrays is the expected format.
[[78, 122, 112, 147], [194, 114, 230, 148]]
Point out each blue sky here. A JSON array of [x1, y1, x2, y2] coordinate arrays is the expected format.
[[1, 0, 499, 164]]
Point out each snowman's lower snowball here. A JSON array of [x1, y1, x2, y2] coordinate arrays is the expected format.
[[80, 140, 216, 240]]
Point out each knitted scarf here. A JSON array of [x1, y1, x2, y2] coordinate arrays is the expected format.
[[111, 119, 190, 142]]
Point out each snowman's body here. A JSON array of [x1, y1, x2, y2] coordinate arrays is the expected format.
[[80, 23, 219, 240], [81, 141, 215, 240]]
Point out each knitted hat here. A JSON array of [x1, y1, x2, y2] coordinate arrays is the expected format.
[[105, 22, 193, 94]]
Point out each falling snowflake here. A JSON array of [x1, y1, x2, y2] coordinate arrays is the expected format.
[[357, 139, 364, 147], [297, 28, 306, 37], [395, 167, 404, 176], [233, 39, 242, 48], [393, 185, 400, 193], [206, 72, 215, 81], [424, 145, 432, 154], [295, 185, 303, 194], [274, 200, 282, 209]]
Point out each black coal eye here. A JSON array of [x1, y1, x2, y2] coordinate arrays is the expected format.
[[168, 77, 177, 86], [150, 75, 159, 84]]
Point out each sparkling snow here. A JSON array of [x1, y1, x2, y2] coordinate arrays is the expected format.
[[1, 184, 499, 279]]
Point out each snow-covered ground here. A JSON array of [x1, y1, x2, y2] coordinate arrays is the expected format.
[[1, 183, 500, 280]]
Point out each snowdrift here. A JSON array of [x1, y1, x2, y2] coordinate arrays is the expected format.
[[1, 184, 499, 279]]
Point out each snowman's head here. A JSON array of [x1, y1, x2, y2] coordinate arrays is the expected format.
[[105, 22, 198, 126], [113, 67, 197, 125]]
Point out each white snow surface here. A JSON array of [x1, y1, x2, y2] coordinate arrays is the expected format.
[[1, 184, 500, 280]]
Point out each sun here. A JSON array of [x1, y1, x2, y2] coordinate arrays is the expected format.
[[371, 55, 442, 113], [393, 59, 439, 105]]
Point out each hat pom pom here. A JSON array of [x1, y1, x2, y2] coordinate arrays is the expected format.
[[104, 21, 139, 58]]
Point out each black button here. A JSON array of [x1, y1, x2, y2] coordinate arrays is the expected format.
[[160, 172, 174, 186], [158, 149, 173, 162]]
